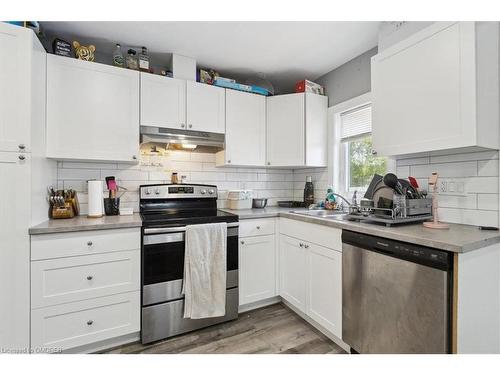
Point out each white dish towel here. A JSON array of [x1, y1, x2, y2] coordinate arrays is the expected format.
[[182, 222, 227, 319]]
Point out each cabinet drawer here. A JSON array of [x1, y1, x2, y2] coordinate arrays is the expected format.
[[31, 291, 140, 351], [31, 250, 140, 308], [31, 228, 140, 260], [279, 218, 342, 252], [239, 218, 275, 238]]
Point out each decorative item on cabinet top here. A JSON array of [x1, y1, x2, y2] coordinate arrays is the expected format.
[[73, 41, 95, 62]]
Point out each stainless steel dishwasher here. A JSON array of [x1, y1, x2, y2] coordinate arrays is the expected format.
[[342, 230, 453, 354]]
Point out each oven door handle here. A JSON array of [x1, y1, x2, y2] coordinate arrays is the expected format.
[[144, 222, 239, 235]]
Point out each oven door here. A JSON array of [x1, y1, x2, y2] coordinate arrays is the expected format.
[[142, 223, 239, 306]]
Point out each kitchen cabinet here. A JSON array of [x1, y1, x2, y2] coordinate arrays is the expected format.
[[216, 90, 266, 167], [371, 22, 499, 156], [0, 24, 30, 152], [307, 243, 342, 338], [279, 219, 342, 338], [0, 151, 30, 350], [30, 227, 141, 352], [46, 55, 140, 163], [266, 93, 327, 167], [239, 235, 276, 305], [279, 234, 307, 312], [186, 80, 225, 133], [140, 73, 186, 129]]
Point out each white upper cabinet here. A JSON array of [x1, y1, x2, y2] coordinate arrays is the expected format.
[[140, 74, 186, 129], [0, 23, 30, 152], [372, 22, 499, 156], [46, 55, 140, 163], [186, 81, 225, 133], [266, 93, 327, 167], [216, 90, 266, 167]]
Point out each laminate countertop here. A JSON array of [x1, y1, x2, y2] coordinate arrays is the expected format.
[[222, 208, 500, 253], [29, 214, 143, 235]]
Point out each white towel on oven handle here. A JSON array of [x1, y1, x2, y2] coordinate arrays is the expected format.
[[182, 222, 227, 319]]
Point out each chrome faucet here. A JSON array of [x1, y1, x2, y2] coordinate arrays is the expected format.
[[329, 191, 358, 214]]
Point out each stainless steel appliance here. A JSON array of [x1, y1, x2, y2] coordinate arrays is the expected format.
[[342, 230, 453, 354], [140, 125, 225, 148], [140, 184, 239, 344]]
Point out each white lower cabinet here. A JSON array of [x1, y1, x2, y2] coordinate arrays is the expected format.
[[307, 243, 342, 338], [31, 291, 140, 351], [279, 235, 307, 312], [30, 228, 141, 352], [239, 235, 276, 305], [279, 220, 342, 339]]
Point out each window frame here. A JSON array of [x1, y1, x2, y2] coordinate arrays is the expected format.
[[328, 92, 395, 197]]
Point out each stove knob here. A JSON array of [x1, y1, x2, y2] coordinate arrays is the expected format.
[[208, 189, 215, 195], [154, 188, 161, 195], [145, 188, 151, 195], [200, 189, 207, 195]]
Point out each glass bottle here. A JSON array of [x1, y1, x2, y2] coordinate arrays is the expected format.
[[112, 44, 124, 67], [303, 176, 315, 206], [126, 49, 138, 70], [139, 46, 150, 72]]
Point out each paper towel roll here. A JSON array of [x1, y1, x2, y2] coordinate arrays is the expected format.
[[87, 180, 104, 218]]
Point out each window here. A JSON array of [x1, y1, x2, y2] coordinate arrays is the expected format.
[[331, 93, 388, 195]]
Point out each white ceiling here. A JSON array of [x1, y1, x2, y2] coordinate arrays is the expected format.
[[40, 21, 380, 93]]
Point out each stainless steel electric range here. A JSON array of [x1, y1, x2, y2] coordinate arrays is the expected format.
[[139, 183, 239, 344]]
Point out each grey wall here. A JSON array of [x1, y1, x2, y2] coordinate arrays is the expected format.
[[316, 47, 377, 106]]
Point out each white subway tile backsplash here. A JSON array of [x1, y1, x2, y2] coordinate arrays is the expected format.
[[58, 168, 101, 181], [397, 149, 499, 226]]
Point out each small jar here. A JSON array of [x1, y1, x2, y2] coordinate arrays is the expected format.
[[171, 172, 178, 184], [126, 49, 138, 70]]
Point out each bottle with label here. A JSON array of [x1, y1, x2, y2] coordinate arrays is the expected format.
[[112, 44, 124, 67], [303, 176, 315, 206], [126, 49, 138, 70], [139, 46, 150, 72]]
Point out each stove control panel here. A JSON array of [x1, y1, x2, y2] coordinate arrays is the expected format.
[[140, 184, 217, 199]]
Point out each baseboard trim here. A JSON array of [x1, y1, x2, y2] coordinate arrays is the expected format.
[[63, 332, 140, 354], [238, 296, 281, 313], [281, 299, 350, 353]]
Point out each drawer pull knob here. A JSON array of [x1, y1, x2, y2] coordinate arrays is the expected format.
[[240, 240, 245, 245], [256, 226, 261, 229], [87, 241, 93, 246], [299, 243, 304, 247], [18, 144, 26, 150], [87, 320, 93, 326], [304, 244, 309, 249], [87, 275, 93, 281], [18, 155, 26, 161]]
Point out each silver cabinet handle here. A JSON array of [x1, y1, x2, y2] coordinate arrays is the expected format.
[[240, 240, 245, 245], [299, 243, 304, 247], [87, 241, 93, 246], [304, 244, 309, 249], [181, 123, 186, 128], [371, 150, 378, 155], [188, 124, 193, 128], [18, 155, 26, 161], [227, 160, 231, 164], [18, 144, 26, 150], [87, 275, 93, 281], [87, 320, 93, 326], [256, 226, 261, 229], [132, 155, 137, 160], [267, 162, 271, 166]]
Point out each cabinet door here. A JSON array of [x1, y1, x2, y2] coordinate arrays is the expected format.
[[0, 24, 30, 152], [307, 243, 342, 338], [225, 90, 266, 166], [0, 152, 30, 350], [305, 94, 327, 167], [186, 81, 225, 133], [239, 235, 276, 306], [372, 22, 475, 156], [46, 55, 140, 162], [140, 73, 186, 129], [279, 234, 307, 312], [266, 93, 305, 167]]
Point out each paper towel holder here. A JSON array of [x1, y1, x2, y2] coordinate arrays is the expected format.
[[87, 180, 104, 218]]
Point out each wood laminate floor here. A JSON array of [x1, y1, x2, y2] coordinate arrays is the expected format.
[[103, 303, 346, 354]]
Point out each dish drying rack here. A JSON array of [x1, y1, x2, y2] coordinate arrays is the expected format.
[[345, 197, 433, 227]]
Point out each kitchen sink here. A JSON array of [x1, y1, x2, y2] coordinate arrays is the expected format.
[[290, 210, 348, 220]]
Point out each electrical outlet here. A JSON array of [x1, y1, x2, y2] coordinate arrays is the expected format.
[[448, 182, 456, 193], [440, 180, 447, 193], [456, 181, 465, 193]]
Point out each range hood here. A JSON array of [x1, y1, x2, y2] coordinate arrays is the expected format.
[[140, 126, 225, 148]]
